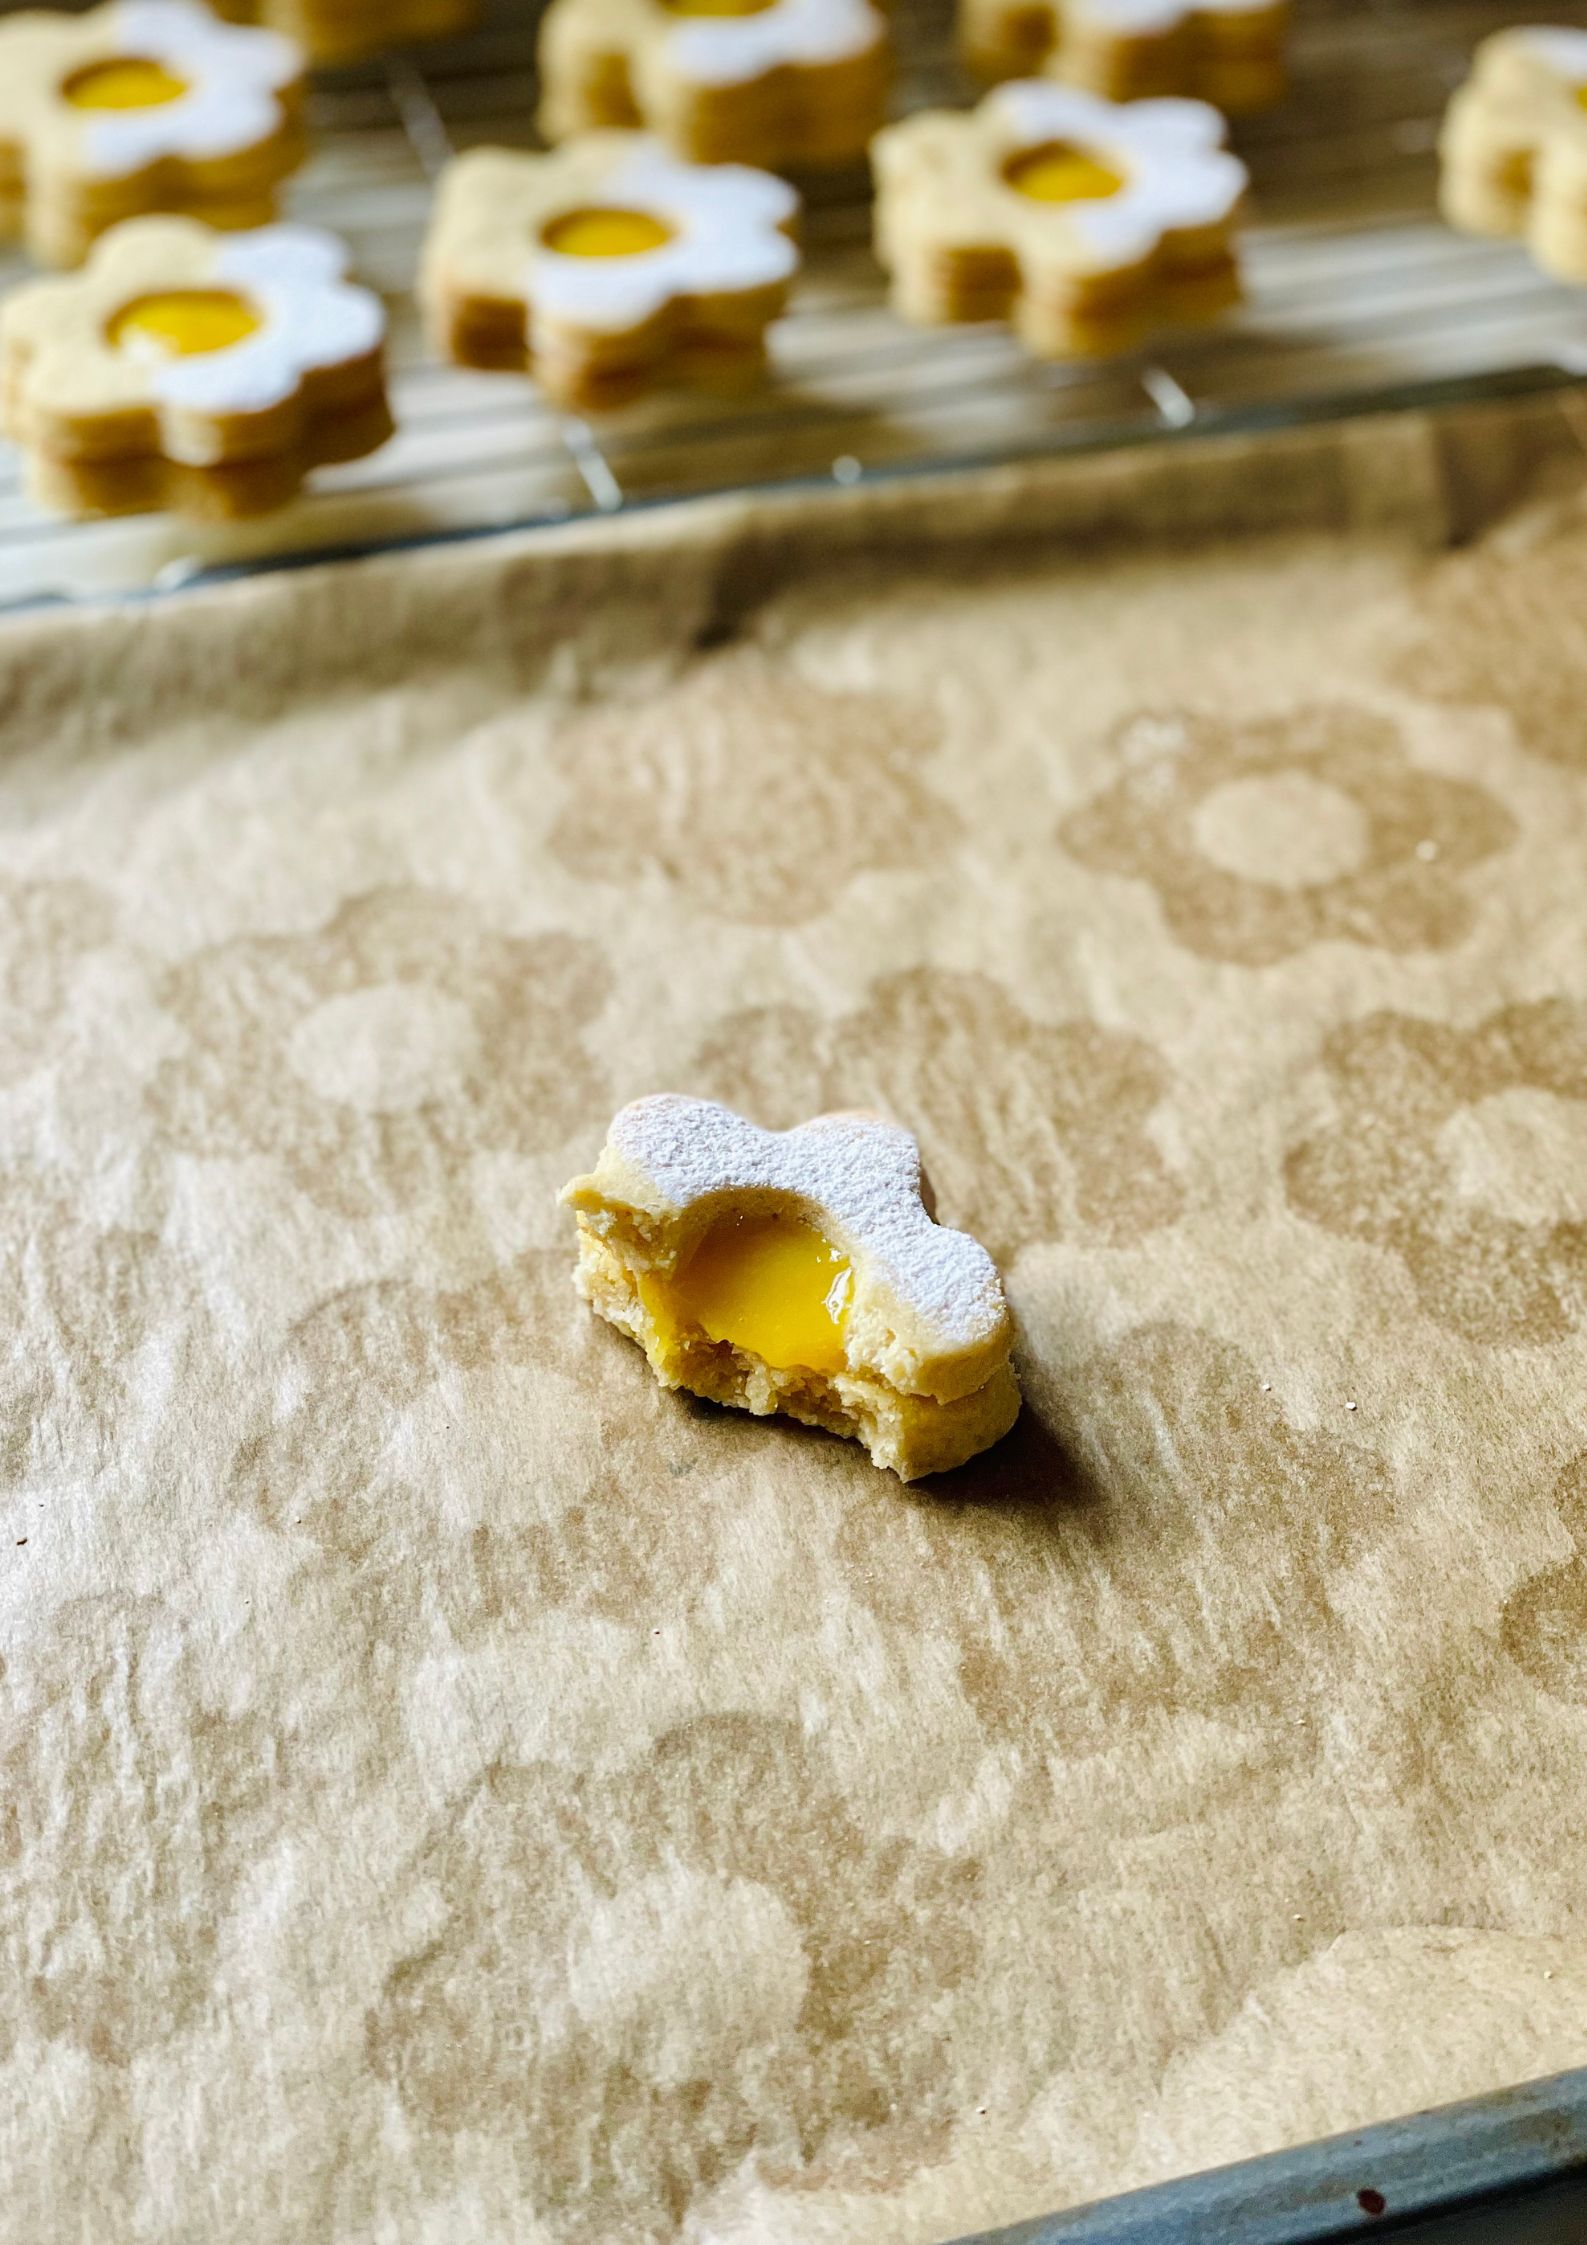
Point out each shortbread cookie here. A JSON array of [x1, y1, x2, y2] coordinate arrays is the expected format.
[[0, 217, 390, 519], [961, 0, 1288, 111], [0, 2, 304, 269], [421, 135, 799, 409], [207, 0, 479, 68], [873, 83, 1246, 359], [562, 1096, 1021, 1481], [1439, 26, 1587, 281], [537, 0, 889, 170]]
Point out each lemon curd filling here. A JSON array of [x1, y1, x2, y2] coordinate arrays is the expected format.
[[660, 0, 775, 18], [109, 289, 263, 358], [1005, 141, 1125, 204], [63, 56, 190, 108], [542, 207, 675, 258], [654, 1211, 853, 1375]]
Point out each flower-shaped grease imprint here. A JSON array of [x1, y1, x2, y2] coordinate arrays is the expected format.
[[1440, 26, 1587, 281], [536, 0, 890, 170], [961, 0, 1289, 112], [421, 134, 800, 408], [0, 217, 390, 520], [562, 1096, 1021, 1480], [0, 0, 304, 267], [872, 82, 1246, 359]]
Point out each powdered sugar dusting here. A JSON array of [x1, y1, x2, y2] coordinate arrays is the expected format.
[[606, 1094, 1007, 1350]]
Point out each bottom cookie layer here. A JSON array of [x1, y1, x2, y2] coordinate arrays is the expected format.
[[432, 295, 773, 410], [23, 392, 395, 520]]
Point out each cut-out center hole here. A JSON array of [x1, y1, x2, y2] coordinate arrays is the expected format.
[[1004, 141, 1125, 204], [659, 0, 776, 18], [63, 56, 189, 109], [666, 1210, 853, 1374], [109, 288, 262, 358], [541, 207, 676, 259]]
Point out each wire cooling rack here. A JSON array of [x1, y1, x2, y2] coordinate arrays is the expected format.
[[1, 0, 1586, 602]]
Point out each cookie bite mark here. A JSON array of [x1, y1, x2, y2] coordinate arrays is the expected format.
[[872, 83, 1247, 361], [420, 134, 799, 409], [561, 1096, 1021, 1481]]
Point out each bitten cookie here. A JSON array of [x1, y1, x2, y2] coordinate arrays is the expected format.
[[873, 83, 1246, 359], [0, 1, 304, 269], [0, 217, 390, 519], [1440, 26, 1587, 280], [420, 135, 799, 408], [562, 1096, 1021, 1481], [960, 0, 1288, 111], [207, 0, 480, 68], [536, 0, 889, 170]]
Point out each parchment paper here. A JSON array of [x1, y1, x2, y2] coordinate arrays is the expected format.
[[7, 396, 1587, 2245]]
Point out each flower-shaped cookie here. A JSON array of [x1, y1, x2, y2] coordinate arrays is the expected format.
[[872, 82, 1246, 358], [562, 1095, 1021, 1479], [1439, 26, 1587, 281], [0, 217, 390, 520], [536, 0, 890, 170], [421, 135, 800, 409], [961, 0, 1289, 112], [209, 0, 478, 67], [0, 1, 304, 268]]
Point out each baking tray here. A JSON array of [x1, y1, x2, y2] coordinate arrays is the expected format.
[[953, 2067, 1587, 2242], [4, 0, 1587, 602]]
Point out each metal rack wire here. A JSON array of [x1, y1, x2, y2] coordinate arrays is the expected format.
[[2, 0, 1585, 602]]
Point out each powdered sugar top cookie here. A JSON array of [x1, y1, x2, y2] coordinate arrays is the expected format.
[[423, 134, 800, 344], [0, 1, 300, 186], [1, 217, 382, 437], [571, 1095, 1009, 1354], [991, 84, 1245, 262], [526, 143, 797, 331]]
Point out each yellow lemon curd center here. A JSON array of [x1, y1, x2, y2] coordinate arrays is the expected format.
[[542, 207, 676, 259], [660, 0, 775, 17], [1005, 141, 1125, 204], [109, 289, 263, 358], [63, 56, 190, 109], [659, 1210, 853, 1375]]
